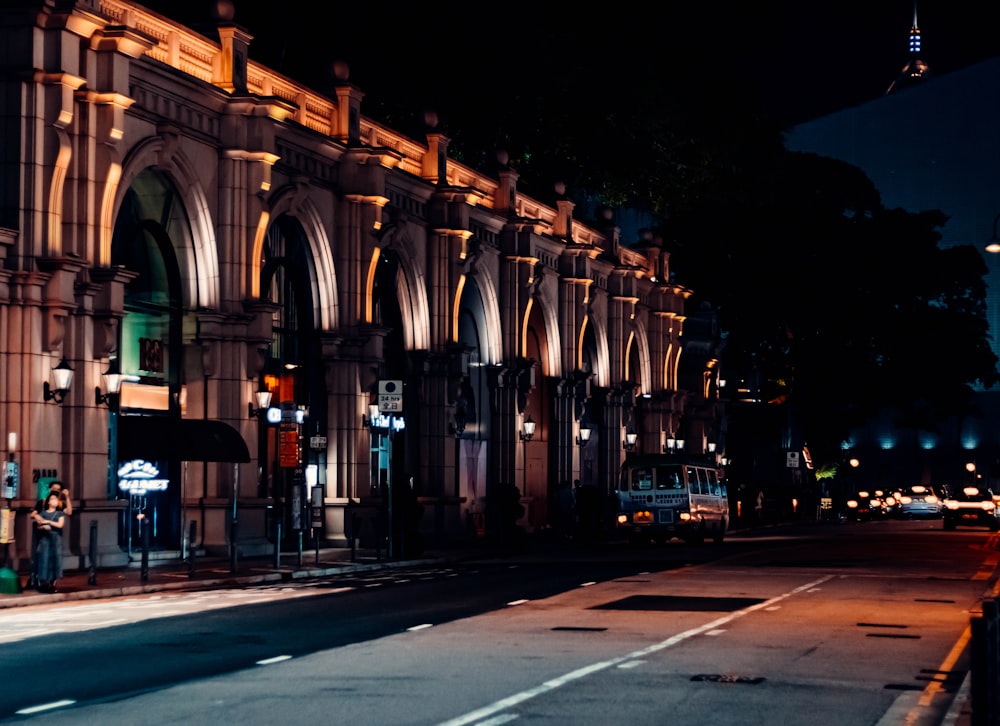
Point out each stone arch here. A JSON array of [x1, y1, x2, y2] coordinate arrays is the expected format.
[[627, 319, 653, 395], [261, 185, 339, 331], [375, 221, 430, 351], [112, 135, 220, 310], [462, 264, 502, 365], [528, 283, 562, 379], [582, 305, 611, 388]]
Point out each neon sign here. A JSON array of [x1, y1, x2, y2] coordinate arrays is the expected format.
[[117, 459, 170, 494]]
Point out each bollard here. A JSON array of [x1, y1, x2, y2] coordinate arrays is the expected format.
[[350, 512, 358, 562], [229, 516, 238, 574], [187, 520, 197, 578], [140, 518, 150, 583], [87, 521, 97, 585], [972, 597, 1000, 725], [273, 520, 282, 568]]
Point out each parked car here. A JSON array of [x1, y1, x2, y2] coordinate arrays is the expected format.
[[897, 485, 944, 518], [943, 486, 1000, 531]]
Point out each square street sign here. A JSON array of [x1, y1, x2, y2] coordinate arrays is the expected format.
[[378, 379, 403, 413]]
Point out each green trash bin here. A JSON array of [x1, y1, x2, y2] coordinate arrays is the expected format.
[[0, 567, 21, 594]]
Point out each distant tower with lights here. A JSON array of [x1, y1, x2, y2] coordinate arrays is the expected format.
[[886, 2, 929, 94]]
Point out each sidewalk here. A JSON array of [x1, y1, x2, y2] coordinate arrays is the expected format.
[[0, 542, 474, 609]]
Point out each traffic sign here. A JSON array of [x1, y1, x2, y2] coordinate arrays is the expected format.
[[378, 380, 403, 413]]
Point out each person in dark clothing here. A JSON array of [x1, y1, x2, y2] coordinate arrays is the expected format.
[[28, 481, 71, 590], [31, 492, 67, 593]]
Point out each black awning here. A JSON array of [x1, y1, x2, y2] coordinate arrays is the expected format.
[[118, 416, 250, 463]]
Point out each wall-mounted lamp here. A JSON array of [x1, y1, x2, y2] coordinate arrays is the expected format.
[[663, 436, 685, 454], [95, 361, 124, 407], [43, 357, 74, 404], [576, 422, 593, 446], [623, 428, 637, 451], [707, 442, 717, 453], [520, 415, 536, 442], [248, 386, 273, 418]]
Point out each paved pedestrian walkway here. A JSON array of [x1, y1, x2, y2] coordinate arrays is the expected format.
[[0, 541, 478, 609]]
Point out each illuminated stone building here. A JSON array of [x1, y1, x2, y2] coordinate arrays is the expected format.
[[0, 0, 720, 566]]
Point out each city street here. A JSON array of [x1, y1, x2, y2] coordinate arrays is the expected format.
[[1, 519, 993, 725]]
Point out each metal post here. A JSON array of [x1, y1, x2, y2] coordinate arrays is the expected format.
[[87, 521, 97, 585], [387, 421, 394, 559], [273, 520, 282, 568], [350, 511, 357, 562], [187, 520, 197, 578], [229, 516, 238, 574], [140, 516, 150, 583], [972, 597, 1000, 725]]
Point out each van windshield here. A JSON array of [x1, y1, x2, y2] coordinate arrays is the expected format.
[[625, 465, 685, 491]]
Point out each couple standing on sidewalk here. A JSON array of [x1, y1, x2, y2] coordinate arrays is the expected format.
[[27, 481, 71, 593]]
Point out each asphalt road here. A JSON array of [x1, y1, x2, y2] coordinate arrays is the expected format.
[[1, 519, 993, 725]]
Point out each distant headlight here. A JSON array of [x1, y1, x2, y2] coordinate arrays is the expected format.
[[981, 502, 996, 512], [616, 514, 629, 525], [925, 495, 938, 503], [846, 500, 858, 509], [884, 496, 897, 506], [899, 496, 913, 504]]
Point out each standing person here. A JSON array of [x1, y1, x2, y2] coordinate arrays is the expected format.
[[31, 492, 67, 593], [27, 481, 71, 590]]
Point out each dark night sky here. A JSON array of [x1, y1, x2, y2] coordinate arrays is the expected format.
[[141, 1, 1000, 131]]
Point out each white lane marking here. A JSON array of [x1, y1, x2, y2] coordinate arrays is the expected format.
[[507, 599, 529, 606], [435, 575, 834, 726], [706, 629, 726, 636], [617, 660, 644, 669], [476, 715, 519, 725], [407, 623, 433, 632], [580, 582, 596, 587], [15, 700, 76, 715], [256, 655, 292, 665]]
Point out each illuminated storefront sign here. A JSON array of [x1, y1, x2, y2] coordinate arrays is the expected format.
[[117, 459, 170, 494]]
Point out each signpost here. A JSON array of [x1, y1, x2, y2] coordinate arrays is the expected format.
[[376, 380, 403, 558]]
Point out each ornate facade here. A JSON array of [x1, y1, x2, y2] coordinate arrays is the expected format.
[[0, 0, 721, 566]]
